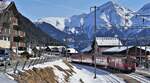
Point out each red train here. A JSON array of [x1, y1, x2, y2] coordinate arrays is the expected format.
[[70, 53, 136, 73]]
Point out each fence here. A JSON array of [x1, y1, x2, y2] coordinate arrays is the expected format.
[[0, 55, 61, 74]]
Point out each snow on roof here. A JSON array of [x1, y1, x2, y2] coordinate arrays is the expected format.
[[35, 46, 47, 50], [103, 46, 150, 53], [103, 46, 133, 53], [27, 47, 33, 54], [48, 46, 65, 49], [137, 46, 150, 52], [67, 48, 78, 53], [81, 45, 92, 52], [96, 37, 122, 46]]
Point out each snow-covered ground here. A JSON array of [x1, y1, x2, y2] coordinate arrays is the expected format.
[[136, 67, 150, 76], [3, 59, 150, 83], [0, 73, 17, 83], [1, 60, 127, 83], [72, 64, 125, 83], [26, 60, 125, 83], [128, 73, 150, 83]]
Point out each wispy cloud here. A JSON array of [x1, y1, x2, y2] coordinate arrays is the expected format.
[[32, 0, 86, 12]]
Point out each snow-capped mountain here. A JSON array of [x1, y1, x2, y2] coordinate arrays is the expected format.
[[37, 17, 68, 31], [85, 1, 133, 27], [35, 1, 150, 51], [36, 1, 133, 36], [138, 2, 150, 15], [83, 1, 133, 39], [35, 22, 67, 42], [131, 2, 150, 27], [132, 2, 150, 44]]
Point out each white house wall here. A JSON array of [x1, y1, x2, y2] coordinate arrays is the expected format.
[[0, 40, 10, 48]]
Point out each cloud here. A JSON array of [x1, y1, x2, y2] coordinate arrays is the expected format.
[[32, 0, 86, 12]]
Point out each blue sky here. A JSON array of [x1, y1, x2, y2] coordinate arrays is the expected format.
[[13, 0, 150, 21]]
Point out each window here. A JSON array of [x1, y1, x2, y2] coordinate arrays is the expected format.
[[11, 17, 18, 25], [7, 37, 10, 41], [4, 36, 7, 41], [0, 25, 2, 33], [8, 29, 11, 34]]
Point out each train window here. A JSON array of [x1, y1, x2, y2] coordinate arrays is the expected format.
[[123, 59, 127, 63]]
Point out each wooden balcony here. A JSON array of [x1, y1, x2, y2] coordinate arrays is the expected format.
[[13, 25, 20, 30], [13, 36, 25, 42], [12, 42, 25, 48]]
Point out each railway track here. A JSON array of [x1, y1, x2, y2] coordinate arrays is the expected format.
[[128, 73, 150, 83], [73, 63, 125, 83], [103, 75, 116, 83], [71, 60, 150, 83], [101, 71, 123, 83], [95, 68, 124, 83]]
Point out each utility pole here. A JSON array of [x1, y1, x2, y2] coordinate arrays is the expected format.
[[90, 6, 97, 79], [125, 13, 129, 59], [65, 37, 68, 60], [80, 18, 84, 63]]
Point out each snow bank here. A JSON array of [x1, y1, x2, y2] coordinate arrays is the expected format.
[[9, 60, 125, 83], [71, 64, 126, 83], [0, 73, 17, 83]]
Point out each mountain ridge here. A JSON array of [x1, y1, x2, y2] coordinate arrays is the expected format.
[[35, 1, 150, 51]]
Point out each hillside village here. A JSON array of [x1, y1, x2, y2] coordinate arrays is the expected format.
[[0, 0, 150, 83]]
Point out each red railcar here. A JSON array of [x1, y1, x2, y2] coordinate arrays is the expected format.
[[71, 53, 136, 73], [106, 56, 136, 72]]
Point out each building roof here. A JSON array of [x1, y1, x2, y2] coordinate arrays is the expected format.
[[102, 46, 133, 53], [137, 46, 150, 52], [67, 48, 78, 53], [81, 45, 92, 52], [96, 37, 122, 46], [103, 46, 150, 53], [48, 46, 65, 49], [35, 46, 47, 50]]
